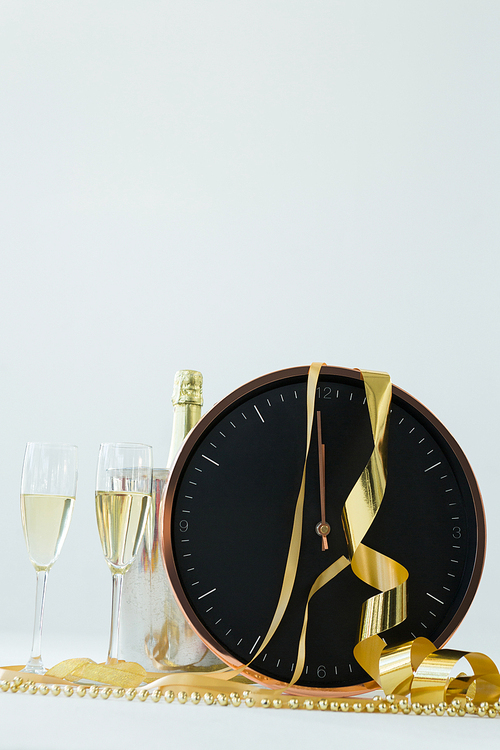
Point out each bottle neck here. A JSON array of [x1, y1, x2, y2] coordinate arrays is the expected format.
[[166, 402, 202, 469]]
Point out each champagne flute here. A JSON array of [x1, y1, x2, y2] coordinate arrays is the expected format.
[[95, 443, 152, 665], [20, 443, 78, 674]]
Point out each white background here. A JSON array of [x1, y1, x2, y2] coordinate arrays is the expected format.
[[0, 1, 499, 747]]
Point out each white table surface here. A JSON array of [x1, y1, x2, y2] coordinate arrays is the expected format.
[[0, 631, 498, 750]]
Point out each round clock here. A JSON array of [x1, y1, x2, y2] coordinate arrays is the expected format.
[[162, 366, 485, 695]]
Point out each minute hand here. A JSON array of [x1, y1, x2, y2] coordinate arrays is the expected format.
[[316, 411, 330, 551]]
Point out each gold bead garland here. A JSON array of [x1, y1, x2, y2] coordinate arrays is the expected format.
[[1, 677, 499, 716]]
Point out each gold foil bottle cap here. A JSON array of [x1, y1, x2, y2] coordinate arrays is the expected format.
[[171, 370, 203, 406]]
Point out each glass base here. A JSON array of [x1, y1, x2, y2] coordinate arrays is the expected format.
[[21, 658, 46, 675]]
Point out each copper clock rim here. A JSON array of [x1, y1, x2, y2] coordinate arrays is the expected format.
[[161, 364, 486, 696]]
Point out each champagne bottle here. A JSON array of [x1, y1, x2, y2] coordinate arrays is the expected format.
[[120, 370, 223, 672], [166, 370, 203, 469]]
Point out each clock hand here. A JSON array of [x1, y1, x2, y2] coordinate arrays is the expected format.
[[315, 411, 330, 551]]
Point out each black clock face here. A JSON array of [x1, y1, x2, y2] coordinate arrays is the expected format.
[[163, 366, 485, 693]]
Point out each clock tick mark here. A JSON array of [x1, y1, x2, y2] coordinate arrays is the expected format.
[[187, 567, 194, 571], [241, 413, 247, 419], [183, 554, 191, 557], [210, 443, 217, 448], [305, 666, 309, 674], [230, 422, 236, 428], [291, 664, 294, 672], [189, 481, 197, 485], [262, 653, 267, 662], [419, 438, 425, 444], [349, 664, 352, 673], [202, 454, 220, 466], [219, 431, 226, 437], [409, 427, 415, 433], [424, 461, 442, 472], [249, 636, 261, 654], [421, 623, 428, 629], [350, 393, 353, 401], [440, 475, 448, 479], [430, 611, 437, 617], [443, 587, 450, 591], [215, 619, 221, 625], [294, 391, 297, 398], [411, 632, 417, 638], [363, 397, 366, 404], [195, 467, 202, 472], [335, 666, 338, 675], [254, 405, 265, 423], [237, 639, 243, 646], [451, 517, 460, 520], [336, 390, 339, 398], [226, 629, 232, 636], [276, 659, 280, 667], [182, 510, 190, 513], [445, 489, 453, 492], [206, 607, 213, 613], [191, 581, 199, 586], [198, 588, 216, 600], [181, 539, 189, 542], [185, 495, 193, 499], [447, 573, 456, 578], [280, 394, 284, 402], [451, 559, 458, 563], [399, 418, 405, 425], [448, 502, 457, 506], [427, 450, 433, 455], [427, 593, 444, 605], [267, 399, 272, 406], [453, 546, 460, 549]]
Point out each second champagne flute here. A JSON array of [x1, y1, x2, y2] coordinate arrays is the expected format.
[[95, 443, 152, 665]]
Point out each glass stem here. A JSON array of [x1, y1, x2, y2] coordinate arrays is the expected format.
[[24, 569, 49, 674], [107, 573, 124, 665]]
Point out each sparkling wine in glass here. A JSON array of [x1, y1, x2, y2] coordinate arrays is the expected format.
[[95, 443, 152, 665], [20, 443, 78, 674]]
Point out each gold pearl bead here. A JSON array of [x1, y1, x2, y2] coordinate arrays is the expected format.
[[125, 689, 136, 701], [28, 684, 38, 695], [273, 699, 282, 709], [378, 703, 388, 713], [398, 698, 409, 710], [477, 706, 487, 717], [447, 706, 457, 717], [231, 694, 241, 707], [50, 685, 60, 696], [100, 688, 112, 700], [112, 688, 125, 699], [435, 704, 445, 716], [365, 702, 375, 713], [340, 702, 350, 712], [137, 689, 149, 702], [242, 690, 250, 698], [353, 702, 363, 713], [423, 704, 434, 715], [390, 704, 399, 714], [88, 685, 99, 698], [288, 698, 299, 709], [39, 685, 49, 696], [13, 677, 22, 686], [177, 691, 188, 704], [19, 683, 29, 693], [303, 699, 314, 710], [488, 708, 497, 718], [386, 694, 395, 703], [261, 698, 271, 708], [191, 691, 201, 705], [164, 690, 175, 703], [151, 689, 162, 703], [493, 700, 500, 712], [412, 702, 422, 714], [204, 692, 214, 705], [245, 697, 255, 707], [330, 701, 340, 711], [465, 701, 476, 714], [0, 681, 10, 692], [76, 686, 87, 698], [217, 693, 228, 706], [317, 699, 328, 711]]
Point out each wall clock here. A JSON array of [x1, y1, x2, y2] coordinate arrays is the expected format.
[[162, 365, 485, 695]]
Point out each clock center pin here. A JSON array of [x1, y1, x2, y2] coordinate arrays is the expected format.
[[316, 521, 331, 537]]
